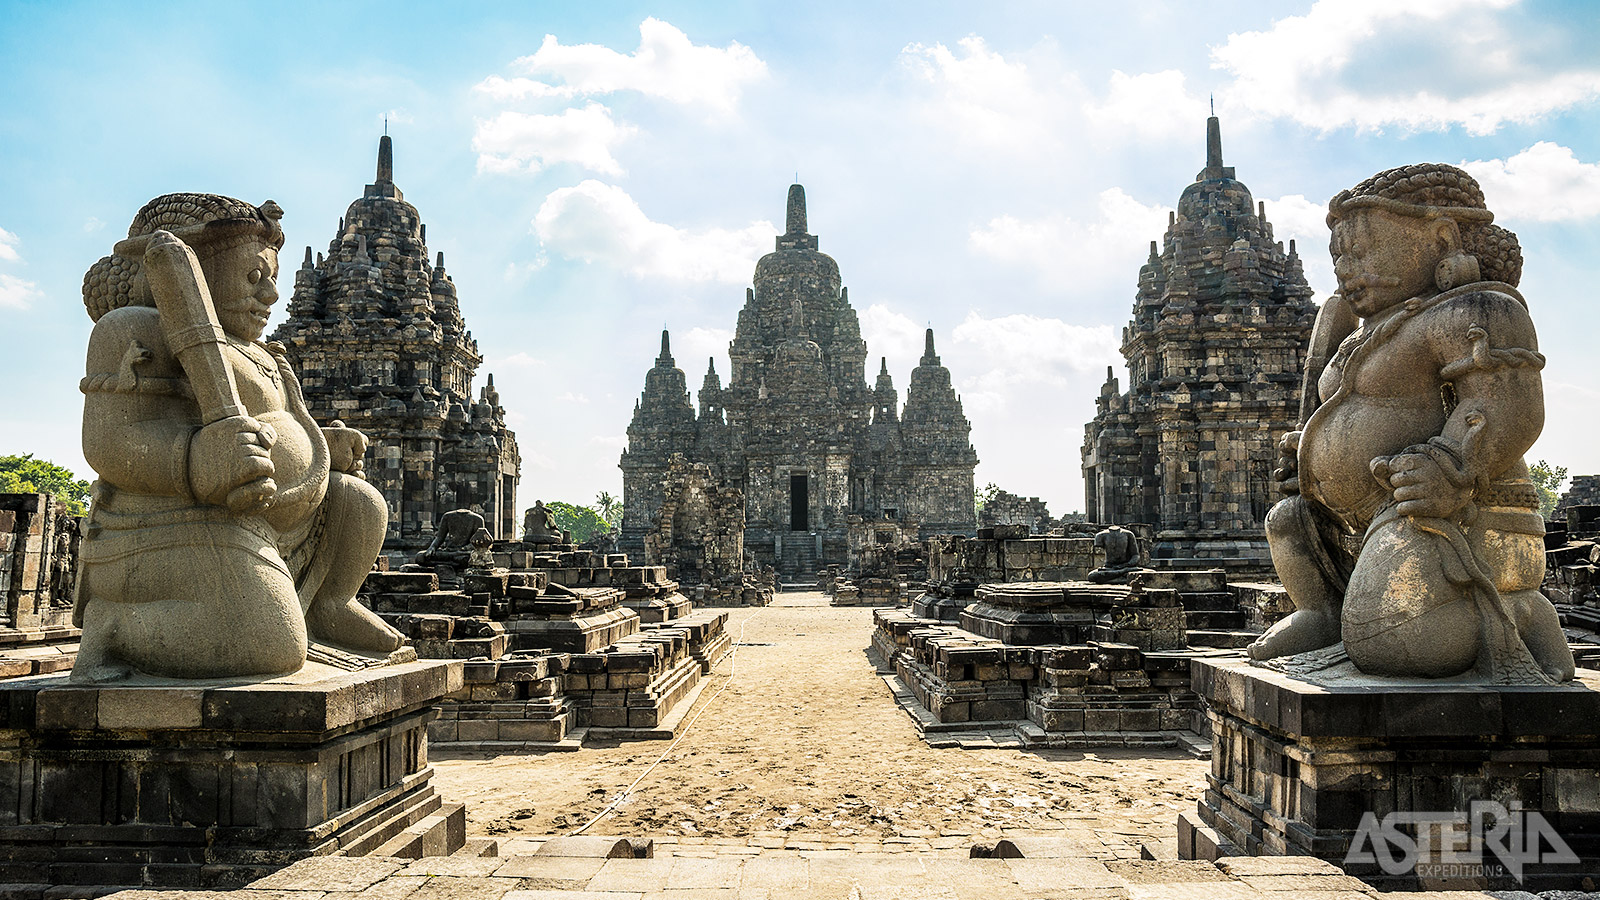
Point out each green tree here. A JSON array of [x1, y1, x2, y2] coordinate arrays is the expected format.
[[1530, 459, 1569, 520], [974, 482, 1000, 518], [593, 490, 623, 530], [544, 500, 610, 544], [0, 455, 92, 515]]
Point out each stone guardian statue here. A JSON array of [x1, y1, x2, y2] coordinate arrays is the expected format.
[[1249, 165, 1573, 684], [72, 193, 403, 682]]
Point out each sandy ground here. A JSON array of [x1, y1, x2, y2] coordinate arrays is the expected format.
[[430, 592, 1208, 856]]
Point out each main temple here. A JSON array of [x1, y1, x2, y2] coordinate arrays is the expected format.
[[272, 136, 521, 556], [1081, 116, 1317, 567], [620, 185, 978, 577]]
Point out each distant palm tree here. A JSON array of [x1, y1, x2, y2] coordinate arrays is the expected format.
[[594, 490, 623, 529]]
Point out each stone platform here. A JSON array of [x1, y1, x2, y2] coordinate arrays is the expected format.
[[426, 610, 732, 747], [1182, 656, 1600, 892], [76, 845, 1547, 900], [0, 659, 465, 888], [873, 609, 1224, 748]]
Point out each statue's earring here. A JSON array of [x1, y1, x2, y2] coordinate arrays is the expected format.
[[1434, 250, 1480, 292]]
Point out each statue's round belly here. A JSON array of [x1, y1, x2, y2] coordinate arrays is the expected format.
[[259, 411, 323, 527], [1300, 397, 1444, 519]]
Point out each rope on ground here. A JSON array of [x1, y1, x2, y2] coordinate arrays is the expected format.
[[571, 607, 767, 835]]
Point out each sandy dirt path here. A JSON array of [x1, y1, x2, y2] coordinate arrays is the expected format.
[[430, 592, 1207, 856]]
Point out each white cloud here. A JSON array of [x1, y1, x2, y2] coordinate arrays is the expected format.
[[587, 434, 629, 450], [900, 36, 1077, 153], [378, 108, 415, 127], [951, 311, 1120, 412], [968, 188, 1172, 290], [1213, 0, 1600, 134], [82, 217, 104, 233], [474, 103, 636, 175], [676, 326, 734, 375], [0, 227, 20, 263], [556, 392, 589, 404], [522, 450, 558, 471], [0, 274, 40, 310], [481, 18, 767, 115], [1083, 70, 1209, 139], [1261, 194, 1335, 298], [533, 180, 773, 283], [859, 304, 928, 371], [497, 352, 547, 368], [1463, 142, 1600, 222], [503, 257, 548, 285]]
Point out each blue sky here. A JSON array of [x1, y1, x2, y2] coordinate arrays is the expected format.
[[2, 0, 1598, 514]]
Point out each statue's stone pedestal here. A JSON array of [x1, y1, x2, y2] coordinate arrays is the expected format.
[[0, 659, 465, 888], [1180, 657, 1600, 892]]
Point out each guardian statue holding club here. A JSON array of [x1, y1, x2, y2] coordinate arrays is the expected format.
[[72, 193, 403, 682], [1249, 164, 1573, 684]]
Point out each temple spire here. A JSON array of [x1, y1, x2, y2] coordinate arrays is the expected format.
[[1205, 115, 1223, 170], [924, 328, 936, 359], [658, 329, 673, 364], [880, 356, 888, 376], [786, 184, 807, 235], [377, 135, 394, 183]]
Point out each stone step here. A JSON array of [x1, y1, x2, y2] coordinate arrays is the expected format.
[[451, 837, 500, 857], [368, 802, 467, 859], [1185, 629, 1257, 649], [1183, 610, 1247, 629]]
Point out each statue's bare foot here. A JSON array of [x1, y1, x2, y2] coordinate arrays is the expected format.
[[307, 598, 404, 656], [68, 639, 134, 684], [1247, 609, 1340, 661]]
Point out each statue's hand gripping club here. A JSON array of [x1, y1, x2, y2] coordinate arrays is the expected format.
[[142, 231, 278, 513]]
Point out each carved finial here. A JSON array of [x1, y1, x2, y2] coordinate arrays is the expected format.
[[880, 356, 888, 376], [436, 251, 445, 269], [660, 329, 672, 361], [1289, 239, 1297, 256], [1149, 240, 1159, 260], [1205, 114, 1223, 170], [707, 356, 717, 376], [786, 184, 807, 235], [377, 135, 394, 183], [924, 328, 936, 358], [303, 246, 313, 268], [1106, 365, 1114, 381]]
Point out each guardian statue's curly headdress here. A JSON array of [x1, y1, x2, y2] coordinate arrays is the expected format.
[[1327, 163, 1522, 287], [82, 193, 284, 322]]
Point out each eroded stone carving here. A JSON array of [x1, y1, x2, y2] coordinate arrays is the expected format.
[[1249, 164, 1574, 684], [415, 507, 487, 569], [72, 193, 403, 682], [521, 499, 567, 545], [1086, 525, 1143, 584]]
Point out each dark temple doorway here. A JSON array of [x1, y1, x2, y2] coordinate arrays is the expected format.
[[790, 473, 809, 531]]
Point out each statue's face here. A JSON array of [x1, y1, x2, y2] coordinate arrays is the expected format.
[[1329, 209, 1443, 319], [201, 240, 279, 341]]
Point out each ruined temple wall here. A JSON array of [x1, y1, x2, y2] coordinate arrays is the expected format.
[[926, 534, 1098, 584], [1556, 475, 1600, 516], [979, 490, 1054, 534], [0, 493, 79, 636]]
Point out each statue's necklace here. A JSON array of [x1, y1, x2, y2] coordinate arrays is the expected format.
[[237, 342, 280, 384]]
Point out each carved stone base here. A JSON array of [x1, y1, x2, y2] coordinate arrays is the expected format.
[[505, 606, 640, 654], [1182, 657, 1600, 892], [0, 659, 464, 888]]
